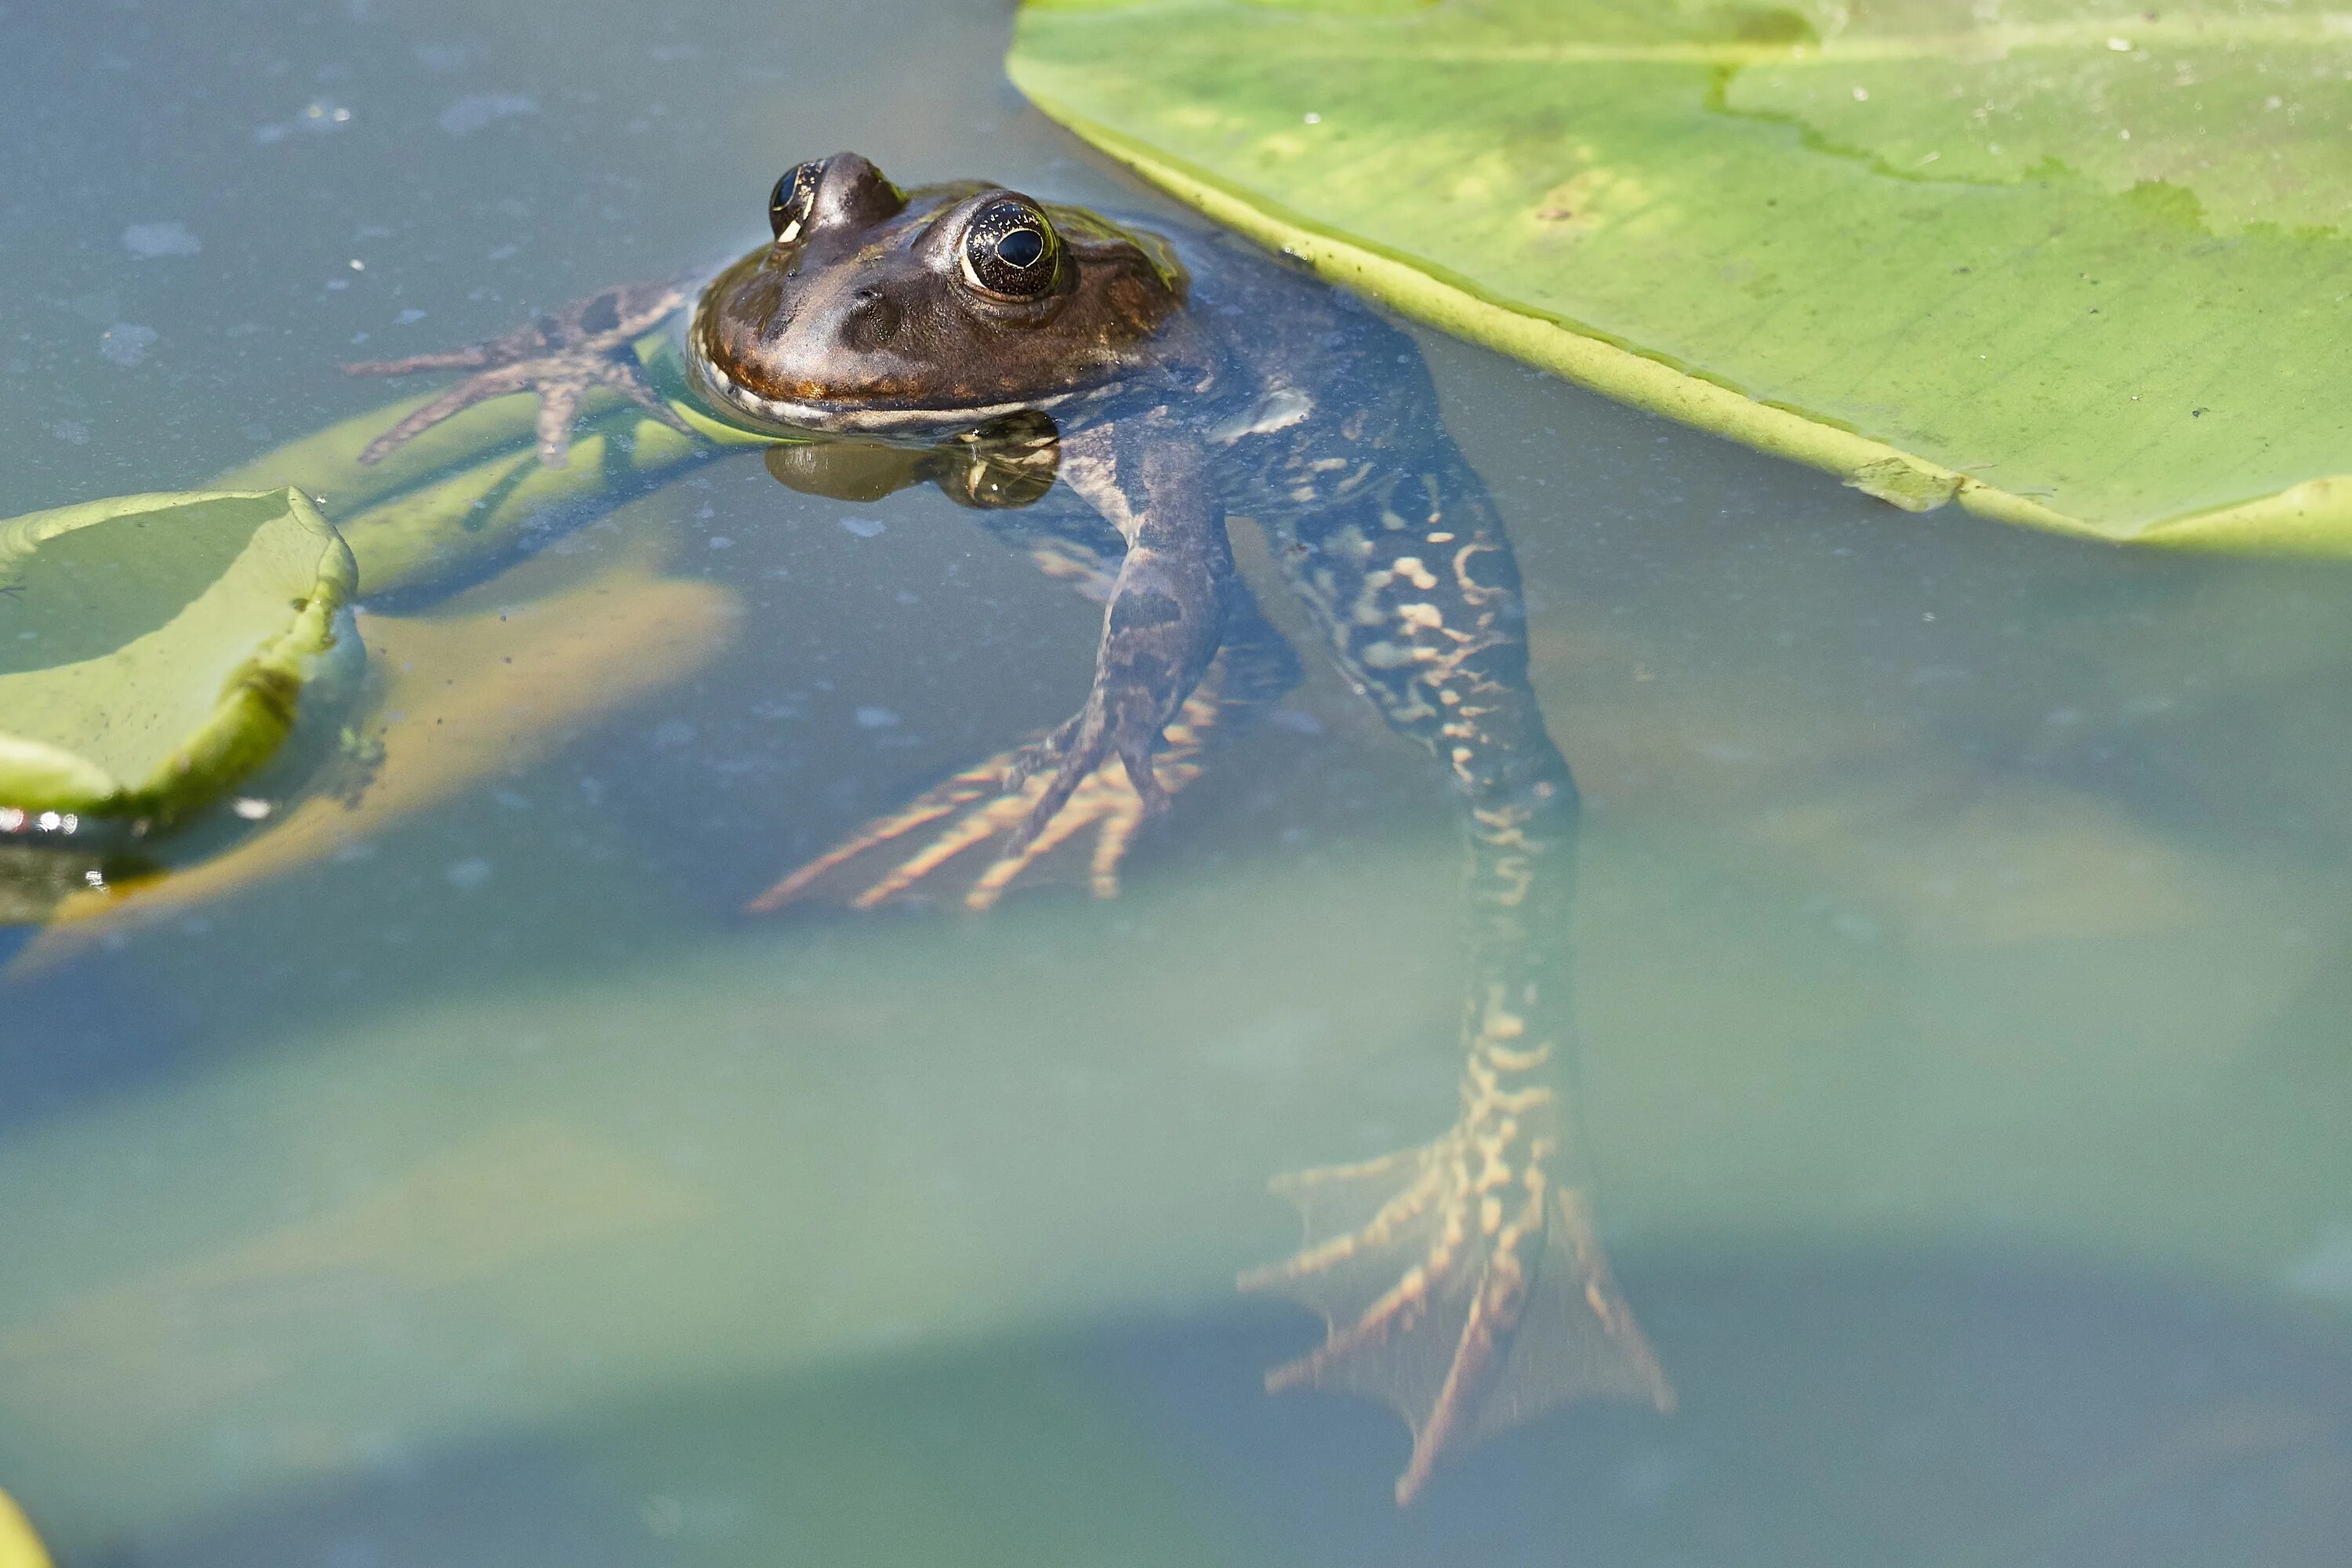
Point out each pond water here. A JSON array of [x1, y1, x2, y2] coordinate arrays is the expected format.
[[5, 0, 2352, 1562]]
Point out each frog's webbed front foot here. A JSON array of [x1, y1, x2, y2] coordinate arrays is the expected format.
[[1241, 1096, 1673, 1504], [343, 275, 697, 466], [746, 658, 1235, 915], [753, 502, 1249, 913]]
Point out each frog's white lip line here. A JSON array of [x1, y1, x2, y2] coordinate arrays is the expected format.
[[689, 350, 1109, 436]]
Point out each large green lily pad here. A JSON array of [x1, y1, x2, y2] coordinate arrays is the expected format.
[[1009, 0, 2352, 551], [0, 490, 358, 829]]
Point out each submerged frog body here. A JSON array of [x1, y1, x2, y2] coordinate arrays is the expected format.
[[348, 151, 1670, 1503]]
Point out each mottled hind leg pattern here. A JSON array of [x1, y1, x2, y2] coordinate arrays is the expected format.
[[344, 275, 697, 466], [1244, 459, 1670, 1500], [1243, 797, 1671, 1503]]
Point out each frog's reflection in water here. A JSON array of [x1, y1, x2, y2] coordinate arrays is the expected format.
[[760, 409, 1062, 513], [0, 835, 154, 970], [748, 405, 1672, 1504]]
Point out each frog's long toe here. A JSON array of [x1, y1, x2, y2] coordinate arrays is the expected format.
[[997, 706, 1165, 863], [343, 276, 694, 466], [1240, 1129, 1673, 1505], [747, 681, 1222, 915], [345, 358, 554, 466]]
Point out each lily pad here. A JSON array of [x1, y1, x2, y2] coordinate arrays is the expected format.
[[0, 490, 358, 830], [14, 539, 741, 967], [1008, 0, 2352, 551], [0, 1488, 49, 1568]]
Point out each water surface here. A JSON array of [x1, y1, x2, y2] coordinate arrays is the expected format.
[[4, 0, 2351, 1561]]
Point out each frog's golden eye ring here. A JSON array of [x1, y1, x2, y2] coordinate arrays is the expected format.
[[959, 197, 1060, 300], [769, 160, 822, 244]]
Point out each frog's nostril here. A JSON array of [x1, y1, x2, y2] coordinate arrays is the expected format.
[[839, 287, 900, 350]]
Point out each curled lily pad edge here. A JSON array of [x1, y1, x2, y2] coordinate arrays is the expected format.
[[0, 488, 359, 829]]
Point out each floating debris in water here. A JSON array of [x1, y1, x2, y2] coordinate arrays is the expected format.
[[254, 100, 352, 144], [437, 93, 537, 137], [121, 221, 199, 258], [98, 322, 156, 366]]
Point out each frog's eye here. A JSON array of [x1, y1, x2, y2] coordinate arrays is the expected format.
[[769, 161, 822, 243], [960, 197, 1060, 300]]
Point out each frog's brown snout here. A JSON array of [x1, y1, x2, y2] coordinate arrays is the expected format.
[[837, 284, 902, 351]]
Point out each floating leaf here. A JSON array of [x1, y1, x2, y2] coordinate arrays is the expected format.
[[0, 1489, 49, 1568], [14, 543, 739, 969], [0, 490, 358, 829], [0, 347, 758, 930], [1009, 0, 2352, 550]]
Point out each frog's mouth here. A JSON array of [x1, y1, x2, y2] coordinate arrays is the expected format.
[[686, 336, 1101, 437]]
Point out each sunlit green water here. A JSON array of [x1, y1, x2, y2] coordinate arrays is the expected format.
[[5, 1, 2352, 1562]]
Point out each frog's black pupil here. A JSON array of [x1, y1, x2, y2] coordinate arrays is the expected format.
[[996, 228, 1045, 269], [961, 201, 1056, 297]]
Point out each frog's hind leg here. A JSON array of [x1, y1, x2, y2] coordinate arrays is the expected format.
[[748, 557, 1298, 915], [1240, 966, 1674, 1504], [1243, 457, 1671, 1501]]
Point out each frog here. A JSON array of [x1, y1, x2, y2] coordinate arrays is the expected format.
[[342, 151, 1671, 1504]]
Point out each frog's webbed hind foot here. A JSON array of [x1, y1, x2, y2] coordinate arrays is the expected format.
[[746, 670, 1229, 916], [343, 275, 696, 466], [1240, 1125, 1673, 1504]]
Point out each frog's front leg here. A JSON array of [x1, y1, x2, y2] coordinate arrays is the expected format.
[[343, 274, 698, 466], [1003, 434, 1231, 844], [750, 425, 1258, 913]]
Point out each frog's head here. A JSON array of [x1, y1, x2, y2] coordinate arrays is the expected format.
[[687, 152, 1189, 435]]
